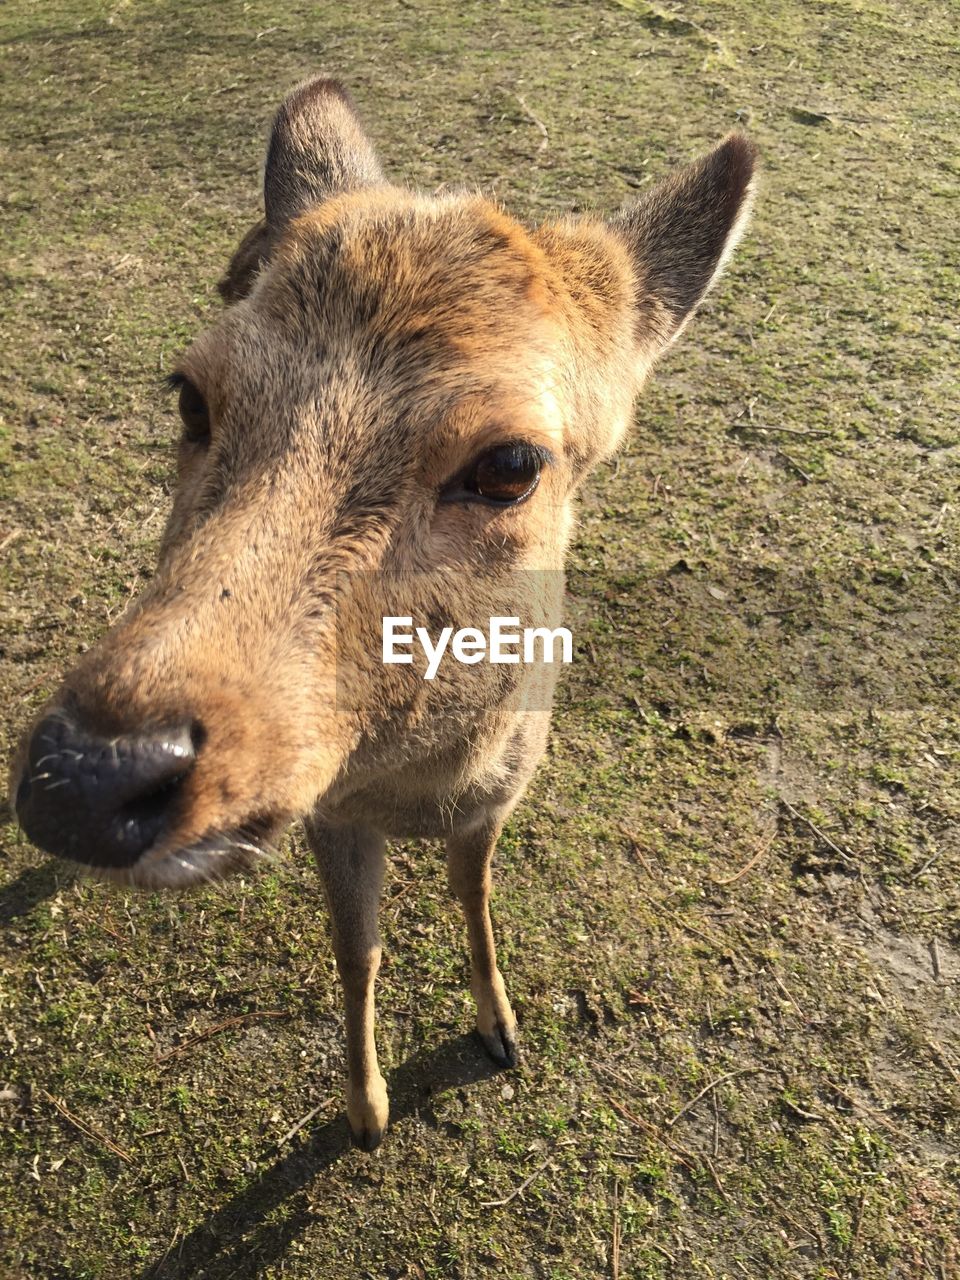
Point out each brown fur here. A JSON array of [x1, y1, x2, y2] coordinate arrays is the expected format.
[[11, 77, 757, 1147]]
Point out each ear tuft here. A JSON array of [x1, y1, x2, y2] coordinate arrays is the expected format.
[[611, 133, 758, 352], [263, 75, 384, 232]]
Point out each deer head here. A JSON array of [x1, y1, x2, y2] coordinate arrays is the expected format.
[[11, 77, 756, 889]]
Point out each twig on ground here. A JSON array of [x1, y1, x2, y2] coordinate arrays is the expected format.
[[623, 829, 655, 877], [480, 1154, 554, 1208], [850, 1188, 867, 1258], [770, 970, 805, 1019], [611, 1178, 621, 1280], [148, 1228, 182, 1280], [596, 1063, 741, 1205], [781, 1097, 819, 1122], [699, 1153, 732, 1205], [734, 422, 832, 438], [515, 93, 549, 153], [606, 1096, 731, 1202], [715, 833, 776, 885], [666, 1066, 775, 1129], [926, 1038, 960, 1088], [594, 1062, 636, 1093], [387, 878, 418, 914], [781, 1096, 845, 1137], [824, 1079, 902, 1136], [276, 1100, 329, 1148], [910, 850, 941, 880], [781, 799, 854, 863], [930, 938, 943, 981], [782, 1208, 826, 1254], [775, 449, 813, 483], [155, 1010, 288, 1063], [634, 878, 739, 958], [19, 669, 57, 700], [39, 1087, 132, 1163], [650, 1241, 677, 1264], [607, 1098, 683, 1154], [96, 919, 126, 943]]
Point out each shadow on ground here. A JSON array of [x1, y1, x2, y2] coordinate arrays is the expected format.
[[0, 859, 69, 924], [141, 1033, 500, 1279]]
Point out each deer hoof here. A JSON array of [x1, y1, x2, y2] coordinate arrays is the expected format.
[[347, 1076, 389, 1151], [350, 1119, 387, 1152], [478, 1019, 518, 1069]]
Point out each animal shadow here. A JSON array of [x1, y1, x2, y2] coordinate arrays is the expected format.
[[140, 1032, 502, 1279], [0, 858, 69, 925]]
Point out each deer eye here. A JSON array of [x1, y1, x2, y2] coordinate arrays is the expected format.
[[447, 442, 545, 506], [177, 378, 210, 444]]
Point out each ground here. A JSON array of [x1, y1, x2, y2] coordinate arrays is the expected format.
[[1, 2, 958, 1277]]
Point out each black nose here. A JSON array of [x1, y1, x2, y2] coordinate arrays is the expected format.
[[15, 714, 198, 868]]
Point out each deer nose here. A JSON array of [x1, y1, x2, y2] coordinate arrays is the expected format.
[[14, 714, 198, 868]]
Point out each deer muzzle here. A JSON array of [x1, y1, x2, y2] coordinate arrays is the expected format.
[[15, 712, 199, 868]]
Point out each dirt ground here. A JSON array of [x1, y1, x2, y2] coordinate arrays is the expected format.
[[1, 2, 958, 1277]]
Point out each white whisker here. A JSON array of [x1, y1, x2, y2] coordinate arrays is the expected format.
[[87, 817, 285, 890], [232, 841, 268, 859]]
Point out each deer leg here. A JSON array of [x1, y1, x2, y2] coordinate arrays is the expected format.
[[304, 817, 388, 1150], [446, 816, 517, 1067]]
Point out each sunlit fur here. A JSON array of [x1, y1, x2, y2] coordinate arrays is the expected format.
[[10, 76, 756, 1146]]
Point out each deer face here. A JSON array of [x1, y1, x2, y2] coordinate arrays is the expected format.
[[11, 79, 755, 888]]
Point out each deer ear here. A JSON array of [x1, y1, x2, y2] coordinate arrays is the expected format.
[[217, 219, 272, 303], [610, 134, 757, 356], [263, 77, 384, 232]]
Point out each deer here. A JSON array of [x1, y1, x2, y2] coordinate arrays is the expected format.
[[10, 77, 757, 1149]]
